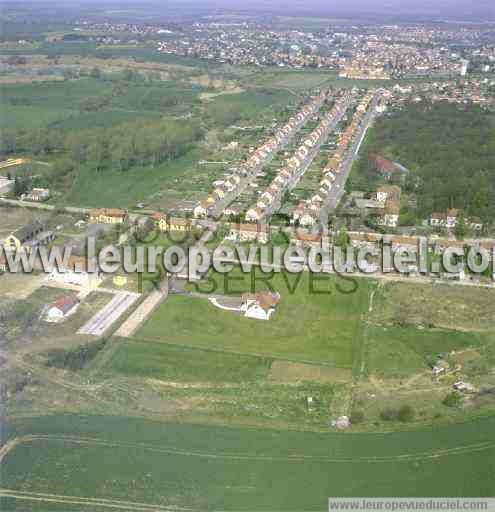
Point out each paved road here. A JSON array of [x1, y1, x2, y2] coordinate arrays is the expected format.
[[78, 292, 140, 337], [209, 95, 327, 220], [319, 93, 382, 224], [260, 98, 352, 221], [114, 281, 168, 338]]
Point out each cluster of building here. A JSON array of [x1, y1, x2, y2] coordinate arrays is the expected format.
[[245, 95, 348, 223], [391, 79, 495, 107], [153, 22, 495, 77], [429, 209, 483, 232], [348, 230, 495, 262], [193, 91, 328, 220], [339, 41, 465, 80], [157, 25, 340, 68], [70, 17, 495, 78], [293, 92, 374, 227], [0, 177, 51, 203], [3, 220, 55, 252]]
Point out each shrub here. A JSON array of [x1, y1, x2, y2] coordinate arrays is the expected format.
[[443, 391, 463, 408], [398, 405, 415, 422], [350, 410, 365, 424], [44, 338, 107, 371], [380, 408, 398, 421]]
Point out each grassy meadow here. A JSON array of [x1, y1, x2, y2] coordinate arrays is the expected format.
[[137, 270, 372, 367]]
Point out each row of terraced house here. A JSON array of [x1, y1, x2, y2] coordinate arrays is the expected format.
[[293, 91, 375, 228], [244, 94, 352, 224], [193, 90, 329, 220]]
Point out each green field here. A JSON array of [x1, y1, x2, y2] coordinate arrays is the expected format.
[[0, 43, 210, 69], [138, 270, 371, 367], [130, 270, 495, 384], [63, 148, 203, 208], [2, 414, 495, 510], [0, 78, 202, 131], [104, 339, 272, 382], [363, 325, 491, 377]]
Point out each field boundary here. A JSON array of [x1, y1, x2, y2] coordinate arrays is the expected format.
[[0, 488, 191, 511], [5, 434, 495, 464], [126, 335, 354, 369]]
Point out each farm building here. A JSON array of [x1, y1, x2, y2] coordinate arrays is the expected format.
[[45, 295, 80, 323]]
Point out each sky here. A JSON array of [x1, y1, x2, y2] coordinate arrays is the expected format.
[[195, 0, 495, 22], [15, 0, 495, 22]]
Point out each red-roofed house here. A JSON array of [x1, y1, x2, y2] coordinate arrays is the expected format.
[[45, 295, 80, 323]]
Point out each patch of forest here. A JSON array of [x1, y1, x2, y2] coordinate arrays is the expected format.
[[350, 102, 495, 225]]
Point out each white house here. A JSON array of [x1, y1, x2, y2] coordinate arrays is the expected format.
[[240, 291, 280, 320], [194, 197, 214, 218], [45, 295, 80, 323], [21, 188, 51, 202], [245, 207, 263, 223]]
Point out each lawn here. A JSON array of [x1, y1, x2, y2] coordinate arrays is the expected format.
[[363, 325, 487, 377], [103, 339, 272, 383], [138, 270, 372, 367], [62, 148, 205, 208], [2, 414, 495, 510]]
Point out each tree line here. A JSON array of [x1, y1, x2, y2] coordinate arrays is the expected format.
[[0, 117, 203, 177]]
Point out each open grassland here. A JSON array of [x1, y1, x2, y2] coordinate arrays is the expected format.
[[63, 148, 203, 208], [371, 281, 495, 332], [138, 270, 371, 367], [2, 414, 495, 511], [361, 281, 495, 377], [0, 78, 202, 131], [364, 326, 494, 377], [103, 339, 272, 383], [0, 43, 210, 68], [250, 68, 394, 91]]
